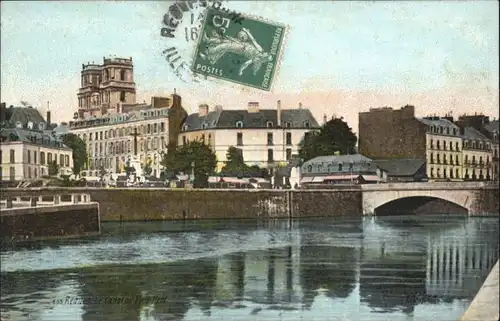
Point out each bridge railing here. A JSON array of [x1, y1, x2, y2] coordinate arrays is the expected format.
[[0, 192, 93, 210]]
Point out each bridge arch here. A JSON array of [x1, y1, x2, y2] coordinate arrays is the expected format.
[[362, 187, 475, 216], [373, 196, 468, 216]]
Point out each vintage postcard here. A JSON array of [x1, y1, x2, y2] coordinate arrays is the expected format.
[[191, 6, 286, 91], [1, 1, 499, 321]]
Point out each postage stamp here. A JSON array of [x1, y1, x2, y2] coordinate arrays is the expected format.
[[191, 7, 286, 91]]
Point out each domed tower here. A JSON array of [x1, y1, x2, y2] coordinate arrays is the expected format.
[[77, 62, 101, 118], [99, 56, 136, 111]]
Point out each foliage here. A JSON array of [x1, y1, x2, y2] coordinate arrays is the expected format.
[[220, 147, 269, 178], [124, 159, 136, 178], [298, 117, 357, 162], [143, 159, 153, 177], [61, 133, 88, 174], [48, 160, 59, 176], [161, 140, 217, 188]]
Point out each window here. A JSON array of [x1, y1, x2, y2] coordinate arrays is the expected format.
[[236, 121, 243, 128], [266, 121, 273, 128], [60, 154, 64, 166], [455, 155, 459, 165], [456, 142, 459, 151], [267, 149, 274, 162], [286, 132, 292, 145], [65, 155, 70, 167], [449, 168, 453, 178], [10, 149, 15, 163], [338, 163, 343, 171], [120, 91, 125, 102], [465, 155, 468, 164], [10, 166, 15, 181], [455, 168, 460, 178], [48, 153, 52, 163], [286, 148, 292, 160], [100, 132, 103, 140], [453, 128, 457, 135], [182, 136, 187, 146], [286, 122, 291, 128], [307, 165, 312, 172], [208, 134, 212, 145], [303, 121, 310, 128], [161, 123, 165, 132], [154, 123, 158, 133], [34, 168, 37, 178], [449, 141, 453, 150], [443, 154, 447, 164], [446, 127, 450, 135], [430, 139, 434, 149], [120, 69, 126, 81], [201, 134, 205, 143], [437, 154, 440, 164], [0, 150, 2, 164], [437, 140, 440, 150], [147, 124, 151, 134], [40, 152, 45, 165], [430, 153, 434, 163], [237, 132, 243, 146], [430, 167, 434, 178], [267, 133, 273, 145], [27, 151, 31, 164]]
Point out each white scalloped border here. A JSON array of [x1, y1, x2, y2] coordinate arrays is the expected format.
[[185, 5, 290, 93]]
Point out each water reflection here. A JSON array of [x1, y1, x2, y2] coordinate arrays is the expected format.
[[0, 216, 498, 321]]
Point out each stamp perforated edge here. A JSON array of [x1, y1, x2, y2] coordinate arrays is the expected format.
[[187, 6, 290, 93]]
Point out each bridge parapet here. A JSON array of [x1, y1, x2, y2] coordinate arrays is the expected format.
[[1, 191, 93, 211]]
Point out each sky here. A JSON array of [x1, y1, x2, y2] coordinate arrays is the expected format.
[[1, 0, 498, 133]]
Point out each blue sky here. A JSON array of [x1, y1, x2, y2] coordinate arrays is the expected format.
[[1, 1, 498, 123]]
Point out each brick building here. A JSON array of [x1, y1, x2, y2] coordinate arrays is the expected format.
[[358, 105, 427, 159]]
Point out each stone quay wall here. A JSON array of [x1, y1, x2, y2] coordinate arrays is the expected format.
[[0, 188, 362, 222], [1, 203, 100, 242]]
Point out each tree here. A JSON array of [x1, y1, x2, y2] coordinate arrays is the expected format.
[[220, 147, 248, 176], [143, 162, 153, 176], [298, 117, 357, 162], [48, 160, 59, 176], [61, 133, 88, 175], [161, 140, 217, 188]]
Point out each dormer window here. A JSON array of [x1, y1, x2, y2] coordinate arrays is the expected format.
[[266, 121, 273, 128], [183, 124, 189, 131], [27, 121, 34, 129], [285, 122, 291, 128], [303, 121, 310, 128], [307, 165, 312, 172], [236, 121, 243, 128], [15, 121, 22, 128], [202, 123, 208, 129], [38, 122, 45, 130]]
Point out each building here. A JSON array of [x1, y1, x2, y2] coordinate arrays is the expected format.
[[69, 93, 187, 177], [372, 159, 427, 182], [0, 104, 73, 181], [418, 117, 463, 181], [358, 106, 496, 182], [461, 127, 493, 180], [77, 56, 136, 119], [178, 101, 320, 172], [300, 154, 387, 185], [484, 120, 499, 180], [358, 105, 427, 159]]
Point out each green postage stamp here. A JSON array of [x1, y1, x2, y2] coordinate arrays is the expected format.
[[191, 7, 286, 91]]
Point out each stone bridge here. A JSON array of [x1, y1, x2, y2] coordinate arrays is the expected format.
[[361, 182, 498, 216]]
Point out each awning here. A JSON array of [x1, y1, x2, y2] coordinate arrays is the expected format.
[[362, 175, 380, 181], [301, 176, 315, 183], [312, 176, 325, 183], [323, 174, 358, 181]]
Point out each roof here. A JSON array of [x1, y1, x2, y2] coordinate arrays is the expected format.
[[463, 126, 490, 141], [182, 108, 320, 131], [484, 120, 499, 134], [0, 127, 71, 149], [417, 117, 459, 128], [69, 106, 170, 129], [372, 159, 426, 177], [304, 154, 372, 165], [1, 106, 47, 128]]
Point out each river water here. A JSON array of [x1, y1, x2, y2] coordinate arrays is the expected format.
[[1, 215, 498, 321]]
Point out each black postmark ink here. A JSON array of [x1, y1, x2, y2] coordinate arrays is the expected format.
[[160, 0, 244, 82]]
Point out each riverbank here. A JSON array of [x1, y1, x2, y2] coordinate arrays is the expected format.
[[461, 260, 499, 321], [0, 182, 497, 222]]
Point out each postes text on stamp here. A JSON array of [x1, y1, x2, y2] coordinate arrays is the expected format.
[[191, 7, 286, 91]]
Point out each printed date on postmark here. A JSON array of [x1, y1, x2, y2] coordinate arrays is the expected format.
[[191, 7, 286, 91]]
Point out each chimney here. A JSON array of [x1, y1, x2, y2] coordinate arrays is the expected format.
[[248, 102, 259, 113], [299, 102, 303, 109], [199, 104, 209, 116], [46, 110, 51, 125], [277, 100, 282, 127], [323, 114, 327, 124]]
